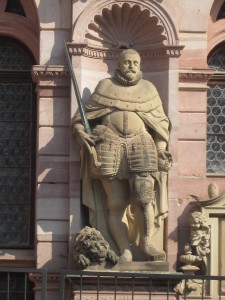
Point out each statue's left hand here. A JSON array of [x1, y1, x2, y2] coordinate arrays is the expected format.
[[158, 150, 173, 172]]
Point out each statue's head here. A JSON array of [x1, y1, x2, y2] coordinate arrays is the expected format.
[[118, 49, 141, 81]]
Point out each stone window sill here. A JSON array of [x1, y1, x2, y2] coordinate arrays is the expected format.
[[0, 249, 36, 268]]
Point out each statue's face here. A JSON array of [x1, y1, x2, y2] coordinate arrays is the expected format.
[[119, 53, 141, 81]]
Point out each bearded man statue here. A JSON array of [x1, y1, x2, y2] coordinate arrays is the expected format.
[[72, 49, 172, 262]]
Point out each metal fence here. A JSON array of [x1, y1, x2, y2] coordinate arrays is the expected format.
[[60, 270, 225, 300], [1, 268, 224, 299], [0, 268, 47, 300]]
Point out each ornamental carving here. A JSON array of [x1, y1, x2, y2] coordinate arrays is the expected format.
[[175, 211, 210, 297], [72, 0, 179, 48], [68, 44, 183, 59], [179, 69, 214, 83], [32, 66, 69, 82], [189, 211, 210, 274], [86, 3, 166, 49]]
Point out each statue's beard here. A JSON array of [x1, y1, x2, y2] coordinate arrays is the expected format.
[[124, 70, 137, 80], [114, 69, 142, 86]]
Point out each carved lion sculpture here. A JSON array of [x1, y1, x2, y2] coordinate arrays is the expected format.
[[73, 226, 119, 269]]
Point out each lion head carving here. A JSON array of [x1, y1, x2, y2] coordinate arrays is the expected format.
[[73, 226, 118, 269]]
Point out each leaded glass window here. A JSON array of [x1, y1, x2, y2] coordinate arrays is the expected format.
[[207, 47, 225, 174], [5, 0, 26, 17], [207, 86, 225, 173], [0, 38, 35, 248], [217, 1, 225, 21], [0, 39, 32, 70]]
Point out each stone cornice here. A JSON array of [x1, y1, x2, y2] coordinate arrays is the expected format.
[[179, 69, 214, 83], [67, 43, 184, 59], [196, 190, 225, 208], [32, 65, 69, 82], [208, 70, 225, 83]]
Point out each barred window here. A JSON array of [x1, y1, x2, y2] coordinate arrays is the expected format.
[[207, 47, 225, 173], [0, 37, 36, 248]]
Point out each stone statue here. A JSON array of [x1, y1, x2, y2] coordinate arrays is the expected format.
[[74, 226, 118, 269], [72, 49, 172, 262], [189, 211, 210, 274]]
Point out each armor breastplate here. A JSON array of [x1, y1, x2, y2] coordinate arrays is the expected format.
[[101, 111, 145, 136]]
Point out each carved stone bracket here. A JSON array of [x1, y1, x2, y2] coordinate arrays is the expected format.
[[32, 65, 69, 83], [67, 43, 184, 59]]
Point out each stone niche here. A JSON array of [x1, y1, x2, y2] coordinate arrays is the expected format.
[[69, 0, 183, 266]]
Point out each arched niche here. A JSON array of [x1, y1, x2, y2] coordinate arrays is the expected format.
[[72, 0, 179, 47], [208, 0, 225, 55], [69, 0, 183, 260], [70, 0, 182, 107], [0, 0, 39, 63]]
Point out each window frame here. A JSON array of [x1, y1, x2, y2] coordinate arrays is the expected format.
[[0, 37, 36, 249]]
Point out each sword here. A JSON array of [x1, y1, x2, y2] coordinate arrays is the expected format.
[[64, 42, 101, 167]]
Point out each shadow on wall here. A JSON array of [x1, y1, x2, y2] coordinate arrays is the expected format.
[[36, 78, 93, 271], [35, 0, 74, 272], [37, 0, 71, 65], [168, 200, 199, 270]]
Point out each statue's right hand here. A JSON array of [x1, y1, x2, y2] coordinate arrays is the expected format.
[[73, 123, 102, 154]]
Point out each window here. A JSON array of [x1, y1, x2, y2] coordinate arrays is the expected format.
[[0, 37, 36, 248], [207, 46, 225, 174], [217, 1, 225, 21], [5, 0, 26, 17]]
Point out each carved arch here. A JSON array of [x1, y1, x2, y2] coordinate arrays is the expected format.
[[208, 0, 225, 55], [73, 0, 179, 48], [0, 0, 39, 62]]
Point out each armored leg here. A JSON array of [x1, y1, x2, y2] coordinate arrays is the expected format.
[[130, 175, 165, 261], [101, 178, 133, 261]]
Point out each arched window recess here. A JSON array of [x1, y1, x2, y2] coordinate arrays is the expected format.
[[0, 37, 36, 248]]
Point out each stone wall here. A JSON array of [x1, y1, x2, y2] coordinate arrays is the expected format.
[[1, 1, 225, 299]]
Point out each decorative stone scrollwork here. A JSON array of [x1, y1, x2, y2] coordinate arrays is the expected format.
[[68, 43, 184, 59]]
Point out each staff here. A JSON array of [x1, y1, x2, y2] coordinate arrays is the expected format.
[[64, 42, 101, 167]]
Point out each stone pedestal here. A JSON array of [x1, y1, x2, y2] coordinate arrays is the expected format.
[[86, 261, 169, 272]]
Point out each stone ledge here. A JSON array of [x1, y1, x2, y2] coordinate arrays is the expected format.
[[85, 261, 169, 272]]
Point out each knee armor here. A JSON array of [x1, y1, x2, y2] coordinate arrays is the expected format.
[[130, 176, 155, 206]]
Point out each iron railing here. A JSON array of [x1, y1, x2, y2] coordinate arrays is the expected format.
[[0, 268, 47, 300], [1, 268, 224, 299], [60, 270, 225, 300]]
